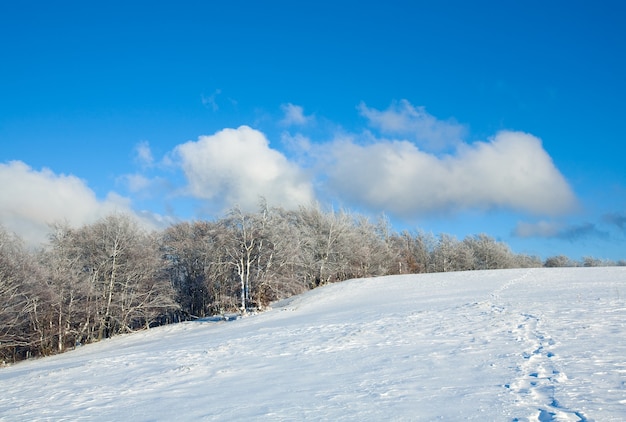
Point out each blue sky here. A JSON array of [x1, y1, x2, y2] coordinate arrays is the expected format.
[[1, 1, 625, 261]]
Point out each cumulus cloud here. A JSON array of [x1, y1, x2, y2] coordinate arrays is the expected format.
[[173, 126, 315, 211], [280, 103, 314, 126], [0, 161, 140, 246], [358, 100, 466, 151], [323, 130, 577, 217]]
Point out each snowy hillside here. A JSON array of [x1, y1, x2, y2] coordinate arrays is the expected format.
[[1, 268, 625, 421]]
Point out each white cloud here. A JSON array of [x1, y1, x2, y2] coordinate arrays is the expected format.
[[280, 103, 313, 126], [135, 141, 154, 167], [201, 89, 221, 111], [358, 100, 466, 151], [173, 126, 315, 211], [281, 131, 312, 153], [323, 130, 577, 217], [122, 174, 153, 193], [0, 161, 144, 246]]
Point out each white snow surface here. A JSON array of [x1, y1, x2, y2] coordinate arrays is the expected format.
[[1, 268, 625, 421]]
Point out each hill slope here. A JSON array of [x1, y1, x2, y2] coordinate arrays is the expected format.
[[1, 268, 625, 421]]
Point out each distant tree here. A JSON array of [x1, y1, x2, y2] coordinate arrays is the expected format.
[[512, 254, 543, 268], [544, 255, 574, 267], [390, 230, 433, 274], [348, 214, 396, 278], [450, 238, 475, 271], [463, 234, 515, 270], [429, 233, 460, 272], [582, 256, 616, 267]]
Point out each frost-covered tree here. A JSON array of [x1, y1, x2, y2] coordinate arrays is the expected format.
[[246, 205, 309, 307], [544, 255, 574, 267], [463, 234, 515, 270], [430, 234, 460, 272], [162, 220, 234, 317], [390, 230, 433, 274], [294, 205, 358, 286], [0, 227, 33, 361], [48, 214, 178, 340], [40, 223, 90, 352]]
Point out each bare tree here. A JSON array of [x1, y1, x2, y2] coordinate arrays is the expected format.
[[221, 206, 260, 313], [162, 220, 234, 317], [513, 254, 543, 268], [390, 230, 433, 274], [294, 205, 357, 286], [341, 214, 394, 279], [0, 227, 48, 361], [48, 215, 178, 341], [463, 234, 515, 270], [544, 255, 574, 267], [429, 233, 460, 272], [256, 207, 310, 304]]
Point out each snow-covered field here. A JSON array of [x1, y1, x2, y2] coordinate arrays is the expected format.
[[1, 267, 625, 421]]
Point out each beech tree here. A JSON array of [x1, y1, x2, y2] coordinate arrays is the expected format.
[[0, 227, 34, 361], [162, 220, 235, 317], [219, 203, 304, 311], [294, 205, 355, 286], [37, 223, 93, 352], [463, 234, 514, 270], [544, 255, 573, 267], [243, 205, 309, 307], [47, 215, 178, 341], [220, 206, 259, 312], [0, 227, 53, 361], [430, 233, 460, 272], [390, 230, 433, 274], [336, 215, 394, 280]]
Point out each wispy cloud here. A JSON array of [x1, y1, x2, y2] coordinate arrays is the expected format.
[[134, 141, 154, 167], [514, 220, 610, 241], [602, 212, 626, 232], [358, 100, 466, 152], [556, 223, 609, 241], [125, 174, 152, 192], [280, 103, 314, 126], [201, 89, 222, 111]]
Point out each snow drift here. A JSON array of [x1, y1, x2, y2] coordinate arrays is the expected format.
[[1, 267, 625, 421]]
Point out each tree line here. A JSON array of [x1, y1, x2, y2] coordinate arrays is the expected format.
[[1, 203, 623, 363]]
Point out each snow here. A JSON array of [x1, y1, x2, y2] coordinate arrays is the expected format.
[[1, 267, 625, 421]]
